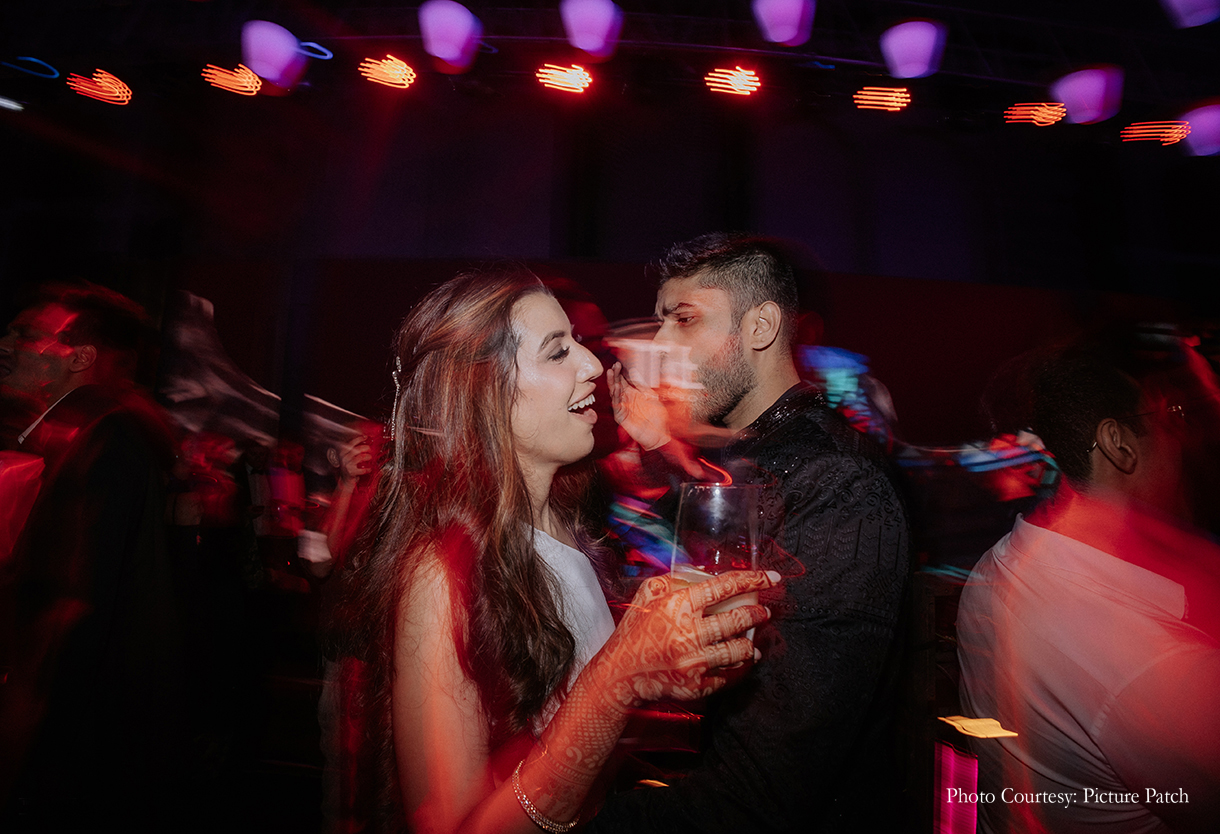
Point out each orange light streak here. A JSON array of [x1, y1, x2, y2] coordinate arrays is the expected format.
[[853, 86, 910, 112], [201, 64, 262, 96], [536, 64, 592, 93], [697, 458, 734, 485], [66, 69, 132, 105], [359, 55, 417, 89], [1004, 102, 1066, 126], [704, 67, 761, 96], [1119, 121, 1191, 146]]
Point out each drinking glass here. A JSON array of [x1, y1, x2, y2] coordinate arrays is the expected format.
[[670, 483, 763, 626]]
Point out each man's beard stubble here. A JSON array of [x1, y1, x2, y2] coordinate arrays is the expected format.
[[693, 334, 756, 426]]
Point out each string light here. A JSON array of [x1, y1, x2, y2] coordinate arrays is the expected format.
[[705, 67, 762, 96], [1120, 121, 1191, 145], [853, 87, 910, 111], [359, 55, 417, 89], [1, 56, 59, 78], [66, 69, 132, 105], [202, 64, 262, 96], [536, 64, 592, 93], [1004, 102, 1066, 126]]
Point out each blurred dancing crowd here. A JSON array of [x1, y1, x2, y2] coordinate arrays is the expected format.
[[2, 234, 1217, 834]]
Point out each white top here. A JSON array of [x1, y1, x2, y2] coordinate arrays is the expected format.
[[957, 516, 1220, 834], [532, 528, 616, 733]]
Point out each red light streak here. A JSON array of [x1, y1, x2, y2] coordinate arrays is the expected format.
[[704, 67, 761, 96], [1120, 121, 1191, 146], [536, 64, 592, 93], [202, 64, 262, 96], [359, 55, 418, 89], [1004, 102, 1066, 126], [853, 86, 910, 112], [66, 69, 132, 105]]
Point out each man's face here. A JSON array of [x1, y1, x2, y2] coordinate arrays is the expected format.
[[1144, 348, 1220, 530], [0, 303, 79, 409], [654, 275, 756, 426]]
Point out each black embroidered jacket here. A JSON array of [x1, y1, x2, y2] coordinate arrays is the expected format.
[[593, 384, 911, 833]]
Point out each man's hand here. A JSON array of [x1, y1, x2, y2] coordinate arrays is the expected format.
[[329, 435, 374, 484], [608, 362, 671, 451]]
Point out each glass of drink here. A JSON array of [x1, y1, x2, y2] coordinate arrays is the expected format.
[[670, 483, 763, 639]]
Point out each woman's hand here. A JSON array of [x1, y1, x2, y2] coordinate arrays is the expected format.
[[593, 570, 777, 710]]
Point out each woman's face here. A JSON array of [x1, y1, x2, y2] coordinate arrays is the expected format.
[[510, 293, 603, 478]]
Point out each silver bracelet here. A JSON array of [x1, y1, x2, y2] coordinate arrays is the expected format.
[[512, 759, 579, 833]]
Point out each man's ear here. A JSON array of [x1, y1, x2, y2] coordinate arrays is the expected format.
[[69, 344, 97, 373], [1096, 417, 1138, 476], [744, 301, 782, 351]]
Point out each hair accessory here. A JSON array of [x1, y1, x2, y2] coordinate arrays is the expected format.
[[390, 356, 403, 442], [512, 759, 578, 833]]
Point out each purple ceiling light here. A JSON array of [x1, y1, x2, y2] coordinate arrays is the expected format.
[[880, 20, 948, 79], [1051, 66, 1124, 124], [241, 21, 307, 89], [419, 0, 482, 73], [1158, 0, 1220, 28], [560, 0, 623, 60], [1181, 103, 1220, 155], [752, 0, 816, 47]]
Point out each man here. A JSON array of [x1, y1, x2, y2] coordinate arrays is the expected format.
[[0, 283, 184, 831], [596, 234, 911, 832], [957, 331, 1220, 833]]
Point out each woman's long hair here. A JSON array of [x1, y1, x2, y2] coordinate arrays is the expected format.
[[335, 266, 615, 829]]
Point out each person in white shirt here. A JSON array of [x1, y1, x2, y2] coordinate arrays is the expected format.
[[957, 329, 1220, 834]]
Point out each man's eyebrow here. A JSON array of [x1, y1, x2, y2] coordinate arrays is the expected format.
[[538, 329, 566, 351], [658, 301, 696, 318]]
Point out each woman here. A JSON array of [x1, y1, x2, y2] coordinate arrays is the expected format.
[[340, 267, 773, 834]]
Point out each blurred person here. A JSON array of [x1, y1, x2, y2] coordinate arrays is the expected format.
[[599, 234, 911, 833], [957, 328, 1220, 833], [310, 425, 382, 834], [334, 267, 777, 834], [0, 283, 185, 831], [300, 422, 382, 582]]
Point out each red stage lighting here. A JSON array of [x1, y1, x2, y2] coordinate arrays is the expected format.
[[1004, 102, 1066, 126], [202, 64, 262, 96], [360, 55, 418, 89], [1120, 121, 1191, 145], [66, 69, 132, 105], [705, 67, 762, 96], [536, 64, 592, 93], [853, 87, 910, 111]]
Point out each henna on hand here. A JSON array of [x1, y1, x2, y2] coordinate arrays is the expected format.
[[596, 569, 775, 708], [520, 569, 777, 826]]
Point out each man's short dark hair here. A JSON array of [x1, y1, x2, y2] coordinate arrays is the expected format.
[[32, 282, 152, 381], [35, 282, 149, 354], [655, 233, 801, 345], [1028, 328, 1194, 485]]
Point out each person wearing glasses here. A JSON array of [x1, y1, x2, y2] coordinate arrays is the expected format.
[[957, 328, 1220, 834]]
